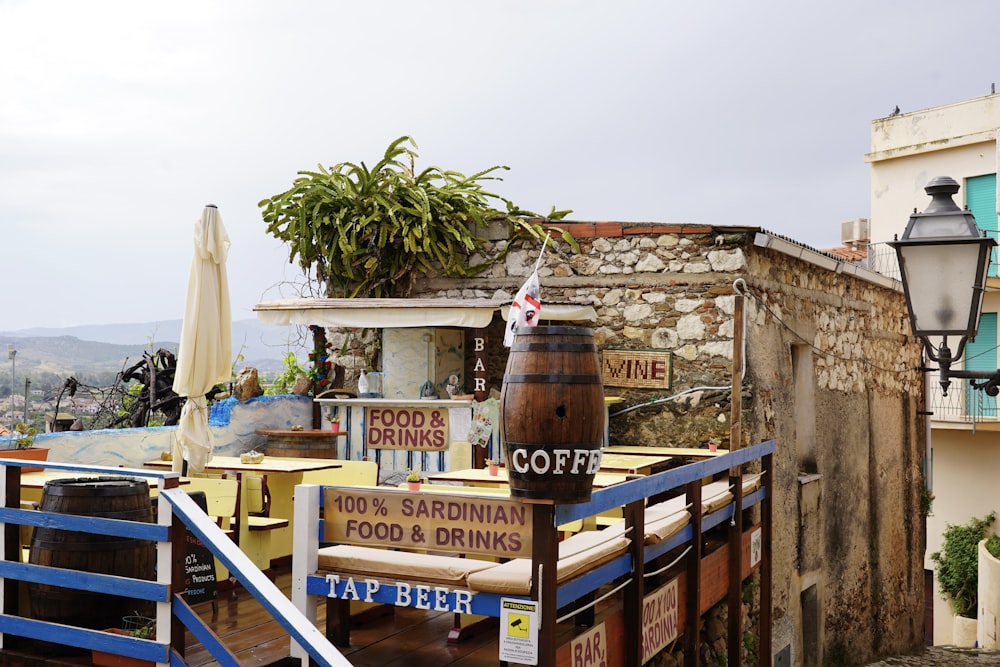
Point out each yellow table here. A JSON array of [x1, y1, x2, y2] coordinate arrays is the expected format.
[[144, 455, 341, 566], [597, 452, 674, 475], [605, 445, 728, 459]]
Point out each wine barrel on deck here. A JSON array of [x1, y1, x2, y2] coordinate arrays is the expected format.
[[260, 429, 340, 459], [28, 477, 155, 639], [500, 326, 605, 503]]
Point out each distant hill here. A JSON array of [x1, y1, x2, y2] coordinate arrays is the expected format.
[[0, 318, 304, 377]]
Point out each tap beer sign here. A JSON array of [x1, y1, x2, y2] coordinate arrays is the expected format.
[[367, 406, 450, 450]]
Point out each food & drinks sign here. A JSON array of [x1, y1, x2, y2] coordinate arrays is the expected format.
[[324, 487, 532, 558], [366, 406, 450, 450]]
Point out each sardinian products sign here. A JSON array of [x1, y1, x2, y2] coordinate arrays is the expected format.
[[324, 488, 532, 558], [366, 406, 450, 451]]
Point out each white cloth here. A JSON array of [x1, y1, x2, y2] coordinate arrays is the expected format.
[[503, 271, 540, 347], [171, 206, 232, 473]]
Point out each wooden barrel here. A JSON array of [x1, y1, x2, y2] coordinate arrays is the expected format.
[[28, 477, 155, 637], [500, 326, 605, 503], [261, 429, 340, 458]]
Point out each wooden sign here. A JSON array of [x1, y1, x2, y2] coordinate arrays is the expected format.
[[324, 488, 532, 558], [570, 622, 608, 666], [601, 349, 672, 389], [183, 491, 217, 604], [472, 333, 488, 400], [641, 577, 679, 662], [366, 406, 450, 451], [183, 531, 218, 604]]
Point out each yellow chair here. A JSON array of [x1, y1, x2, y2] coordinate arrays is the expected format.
[[183, 476, 239, 534]]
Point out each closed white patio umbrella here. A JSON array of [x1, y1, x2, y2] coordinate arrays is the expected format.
[[172, 204, 232, 474]]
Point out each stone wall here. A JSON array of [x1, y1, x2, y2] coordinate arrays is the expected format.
[[416, 223, 743, 447]]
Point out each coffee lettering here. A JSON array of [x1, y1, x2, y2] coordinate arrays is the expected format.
[[510, 448, 603, 475]]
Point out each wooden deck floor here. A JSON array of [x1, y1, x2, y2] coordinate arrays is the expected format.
[[182, 566, 503, 666], [0, 565, 507, 666]]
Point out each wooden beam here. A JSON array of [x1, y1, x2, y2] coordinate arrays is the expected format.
[[623, 497, 645, 666], [684, 480, 703, 667], [532, 503, 559, 667], [728, 472, 744, 667], [759, 454, 774, 667]]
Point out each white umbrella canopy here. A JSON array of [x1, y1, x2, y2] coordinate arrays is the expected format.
[[171, 205, 232, 474]]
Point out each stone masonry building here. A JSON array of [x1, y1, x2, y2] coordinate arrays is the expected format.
[[396, 221, 928, 666]]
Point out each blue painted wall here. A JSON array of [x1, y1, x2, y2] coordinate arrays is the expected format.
[[17, 395, 313, 468]]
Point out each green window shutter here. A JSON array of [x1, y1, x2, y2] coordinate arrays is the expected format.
[[966, 174, 997, 277], [965, 311, 997, 417]]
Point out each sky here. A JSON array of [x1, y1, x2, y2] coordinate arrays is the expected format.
[[2, 0, 1000, 331]]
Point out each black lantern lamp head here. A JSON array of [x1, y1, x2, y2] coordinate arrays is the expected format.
[[890, 176, 997, 395]]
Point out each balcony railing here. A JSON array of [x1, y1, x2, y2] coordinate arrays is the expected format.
[[863, 242, 901, 280], [866, 233, 1000, 281], [927, 373, 999, 423]]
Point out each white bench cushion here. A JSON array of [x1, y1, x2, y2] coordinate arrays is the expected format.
[[317, 544, 498, 586], [702, 472, 762, 513], [467, 531, 630, 595]]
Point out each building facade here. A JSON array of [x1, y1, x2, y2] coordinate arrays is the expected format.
[[866, 92, 1000, 645]]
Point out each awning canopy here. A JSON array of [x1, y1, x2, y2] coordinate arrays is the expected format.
[[253, 298, 597, 329]]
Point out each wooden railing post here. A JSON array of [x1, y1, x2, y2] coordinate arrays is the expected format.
[[623, 496, 645, 667], [2, 465, 21, 624], [684, 479, 703, 667], [531, 502, 558, 666], [728, 471, 744, 667]]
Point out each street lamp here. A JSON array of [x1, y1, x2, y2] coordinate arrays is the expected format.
[[890, 176, 998, 396]]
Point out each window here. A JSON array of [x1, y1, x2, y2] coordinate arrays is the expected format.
[[965, 312, 997, 418], [966, 174, 997, 277]]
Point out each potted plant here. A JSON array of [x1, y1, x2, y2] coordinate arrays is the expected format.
[[406, 470, 422, 491], [485, 459, 500, 476], [931, 512, 995, 646], [330, 415, 341, 433], [92, 616, 156, 667], [2, 423, 48, 472], [707, 434, 723, 453]]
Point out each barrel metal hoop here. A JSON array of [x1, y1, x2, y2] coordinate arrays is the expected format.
[[503, 373, 603, 384], [505, 441, 603, 449], [510, 342, 598, 353]]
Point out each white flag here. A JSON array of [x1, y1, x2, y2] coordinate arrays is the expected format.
[[504, 271, 541, 347]]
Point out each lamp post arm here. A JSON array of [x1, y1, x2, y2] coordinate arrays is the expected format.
[[931, 340, 1000, 397], [944, 369, 1000, 397]]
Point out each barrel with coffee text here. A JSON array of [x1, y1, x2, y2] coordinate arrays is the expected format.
[[500, 326, 605, 503]]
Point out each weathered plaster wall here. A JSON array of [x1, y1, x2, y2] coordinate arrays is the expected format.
[[744, 246, 925, 664], [31, 394, 312, 469]]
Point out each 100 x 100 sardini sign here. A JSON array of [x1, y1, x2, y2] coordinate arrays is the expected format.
[[324, 488, 533, 558]]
